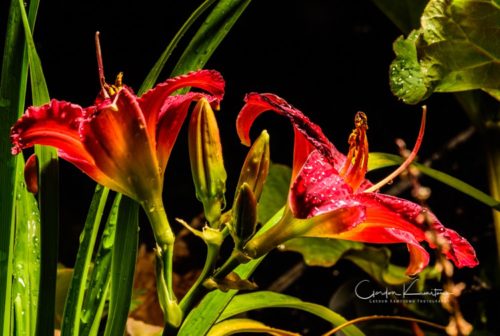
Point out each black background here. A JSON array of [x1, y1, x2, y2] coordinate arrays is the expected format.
[[2, 0, 496, 334]]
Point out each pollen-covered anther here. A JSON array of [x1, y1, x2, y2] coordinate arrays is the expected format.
[[339, 111, 369, 191]]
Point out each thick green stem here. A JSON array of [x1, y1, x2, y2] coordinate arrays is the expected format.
[[179, 242, 220, 314], [141, 198, 180, 327]]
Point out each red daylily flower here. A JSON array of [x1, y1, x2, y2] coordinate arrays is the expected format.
[[237, 93, 478, 275], [10, 69, 225, 204]]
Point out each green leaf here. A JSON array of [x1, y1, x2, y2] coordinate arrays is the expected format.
[[0, 0, 30, 331], [138, 0, 217, 95], [282, 238, 364, 267], [257, 163, 291, 224], [16, 0, 61, 334], [178, 209, 284, 336], [61, 185, 110, 336], [217, 292, 365, 336], [12, 158, 41, 336], [171, 0, 252, 77], [371, 0, 427, 34], [207, 318, 300, 336], [103, 195, 139, 336], [344, 246, 410, 285], [369, 152, 500, 210], [80, 191, 120, 335], [390, 0, 500, 104]]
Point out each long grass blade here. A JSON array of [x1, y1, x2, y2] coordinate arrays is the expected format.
[[12, 157, 41, 336], [16, 0, 60, 334], [79, 190, 120, 335], [0, 0, 37, 332], [170, 0, 252, 77], [138, 0, 217, 95], [103, 195, 139, 336], [60, 185, 110, 336]]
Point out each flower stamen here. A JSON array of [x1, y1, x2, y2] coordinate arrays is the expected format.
[[364, 106, 427, 193], [340, 111, 369, 191]]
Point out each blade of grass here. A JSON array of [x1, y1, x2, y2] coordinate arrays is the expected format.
[[12, 157, 41, 336], [170, 0, 252, 77], [79, 191, 120, 335], [369, 152, 500, 210], [217, 292, 364, 336], [103, 195, 139, 336], [0, 0, 36, 332], [138, 0, 217, 95], [17, 0, 60, 334], [60, 185, 110, 336]]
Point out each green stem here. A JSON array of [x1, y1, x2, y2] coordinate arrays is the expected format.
[[179, 242, 220, 314], [485, 129, 500, 263], [141, 198, 180, 327], [212, 249, 248, 282]]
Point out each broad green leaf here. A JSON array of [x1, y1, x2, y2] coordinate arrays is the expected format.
[[369, 152, 500, 210], [371, 0, 427, 34], [282, 238, 363, 267], [178, 209, 283, 336], [80, 192, 120, 335], [390, 0, 500, 104], [207, 318, 300, 336], [257, 163, 291, 224], [103, 195, 139, 336], [12, 158, 41, 336], [61, 185, 110, 336], [138, 0, 217, 95], [55, 267, 73, 329], [344, 246, 410, 285], [217, 292, 365, 336], [171, 0, 252, 77]]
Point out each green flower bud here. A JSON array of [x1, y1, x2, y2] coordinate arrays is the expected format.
[[188, 98, 227, 225], [230, 183, 258, 249], [236, 130, 270, 201]]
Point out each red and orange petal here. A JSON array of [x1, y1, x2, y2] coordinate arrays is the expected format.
[[290, 151, 353, 218], [237, 93, 346, 177], [81, 88, 161, 200], [335, 225, 431, 275], [348, 193, 478, 271], [11, 100, 86, 156], [155, 92, 220, 172], [138, 69, 225, 137]]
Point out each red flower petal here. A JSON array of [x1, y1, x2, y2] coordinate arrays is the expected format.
[[351, 193, 478, 270], [81, 88, 160, 200], [138, 69, 224, 139], [11, 100, 87, 156], [336, 226, 431, 275], [237, 93, 345, 176], [155, 92, 219, 173], [290, 151, 353, 218], [24, 154, 38, 194]]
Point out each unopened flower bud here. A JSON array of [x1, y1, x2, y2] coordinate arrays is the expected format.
[[188, 98, 227, 225], [235, 130, 270, 201], [230, 183, 258, 249]]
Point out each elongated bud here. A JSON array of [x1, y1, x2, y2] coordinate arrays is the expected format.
[[236, 130, 270, 201], [188, 98, 227, 225], [230, 183, 258, 249]]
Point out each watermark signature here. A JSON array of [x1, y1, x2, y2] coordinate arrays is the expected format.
[[354, 278, 452, 304]]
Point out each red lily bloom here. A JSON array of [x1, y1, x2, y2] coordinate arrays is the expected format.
[[238, 93, 478, 275], [10, 69, 224, 204]]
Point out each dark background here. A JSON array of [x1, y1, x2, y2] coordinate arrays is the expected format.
[[2, 0, 496, 334]]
